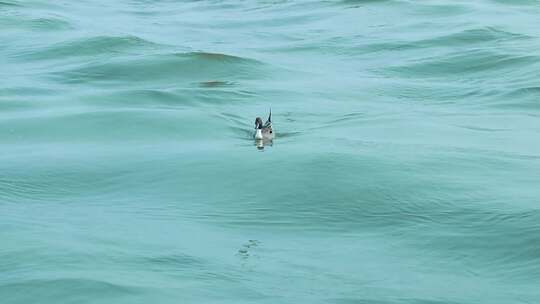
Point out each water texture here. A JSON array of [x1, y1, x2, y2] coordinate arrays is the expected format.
[[2, 0, 540, 303]]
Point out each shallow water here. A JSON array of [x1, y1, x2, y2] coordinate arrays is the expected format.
[[2, 0, 540, 303]]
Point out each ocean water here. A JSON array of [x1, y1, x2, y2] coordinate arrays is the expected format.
[[2, 0, 540, 303]]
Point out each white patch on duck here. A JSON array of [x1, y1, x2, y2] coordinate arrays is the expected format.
[[255, 129, 263, 140]]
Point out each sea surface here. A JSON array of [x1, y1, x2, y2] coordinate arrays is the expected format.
[[2, 0, 540, 303]]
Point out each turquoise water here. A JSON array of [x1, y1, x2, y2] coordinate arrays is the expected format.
[[2, 0, 540, 303]]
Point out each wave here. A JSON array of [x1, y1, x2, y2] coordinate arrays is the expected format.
[[358, 27, 531, 54], [16, 36, 162, 61], [82, 86, 257, 110], [504, 86, 540, 100], [491, 0, 540, 6], [496, 86, 540, 109], [421, 27, 531, 47], [49, 52, 268, 87], [383, 50, 538, 78], [0, 278, 138, 303], [1, 16, 72, 31], [271, 26, 530, 63]]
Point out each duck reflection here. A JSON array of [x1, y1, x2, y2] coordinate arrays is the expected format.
[[255, 138, 273, 150]]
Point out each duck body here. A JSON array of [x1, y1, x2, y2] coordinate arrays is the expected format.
[[254, 109, 274, 140]]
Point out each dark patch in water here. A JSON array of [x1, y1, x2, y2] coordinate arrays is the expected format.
[[455, 125, 510, 132], [327, 112, 366, 125], [198, 80, 236, 88]]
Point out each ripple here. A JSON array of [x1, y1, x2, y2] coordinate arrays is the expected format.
[[340, 0, 392, 6], [493, 86, 540, 109], [141, 253, 204, 272], [491, 0, 540, 6], [504, 86, 540, 100], [422, 27, 531, 46], [0, 1, 20, 7], [29, 17, 72, 30], [0, 16, 72, 31], [0, 176, 74, 203]]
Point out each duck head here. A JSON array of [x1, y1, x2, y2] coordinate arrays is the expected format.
[[255, 117, 263, 129]]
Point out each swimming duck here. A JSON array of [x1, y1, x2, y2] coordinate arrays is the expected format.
[[254, 109, 274, 140]]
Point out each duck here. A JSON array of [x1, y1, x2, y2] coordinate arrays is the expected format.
[[254, 109, 274, 140]]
